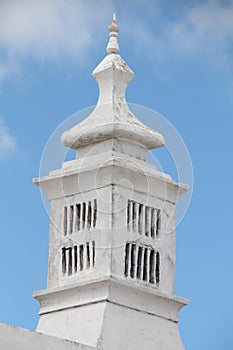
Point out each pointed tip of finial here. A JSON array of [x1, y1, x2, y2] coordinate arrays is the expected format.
[[106, 14, 120, 54], [113, 13, 117, 23], [109, 13, 119, 30]]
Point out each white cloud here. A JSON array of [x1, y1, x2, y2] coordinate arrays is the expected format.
[[0, 0, 232, 80], [0, 118, 16, 157], [168, 1, 233, 59], [127, 0, 233, 70], [0, 0, 114, 77]]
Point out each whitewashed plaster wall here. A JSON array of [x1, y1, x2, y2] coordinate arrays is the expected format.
[[0, 323, 95, 350]]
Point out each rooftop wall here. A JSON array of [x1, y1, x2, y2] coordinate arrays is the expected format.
[[0, 323, 95, 350]]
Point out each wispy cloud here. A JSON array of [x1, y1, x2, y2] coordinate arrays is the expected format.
[[168, 1, 233, 64], [0, 0, 233, 80], [0, 118, 16, 157], [0, 0, 114, 78], [127, 0, 233, 71]]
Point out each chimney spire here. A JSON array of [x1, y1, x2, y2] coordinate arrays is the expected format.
[[106, 13, 120, 54]]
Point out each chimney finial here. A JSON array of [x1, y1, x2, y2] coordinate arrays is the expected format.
[[106, 14, 120, 54]]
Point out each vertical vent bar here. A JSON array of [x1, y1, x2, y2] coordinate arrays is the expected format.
[[130, 244, 136, 278], [69, 205, 74, 234], [138, 204, 143, 235], [79, 245, 84, 270], [89, 241, 93, 267], [127, 200, 130, 231], [87, 201, 92, 231], [93, 199, 97, 228], [131, 201, 134, 232], [86, 242, 90, 268], [132, 202, 137, 232], [148, 207, 152, 237], [145, 207, 149, 236], [68, 248, 72, 275], [80, 202, 83, 230], [62, 248, 66, 274], [85, 202, 89, 231], [124, 243, 130, 277], [149, 250, 155, 283], [92, 241, 96, 266], [156, 210, 161, 237], [74, 245, 78, 273], [143, 248, 148, 281], [82, 203, 86, 229], [135, 202, 139, 233], [76, 204, 81, 231], [151, 208, 156, 238], [64, 207, 67, 236], [156, 251, 160, 285], [136, 246, 143, 279]]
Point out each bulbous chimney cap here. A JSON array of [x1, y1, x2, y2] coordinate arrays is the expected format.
[[61, 15, 165, 152]]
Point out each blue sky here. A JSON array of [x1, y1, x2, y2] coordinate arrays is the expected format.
[[0, 0, 233, 349]]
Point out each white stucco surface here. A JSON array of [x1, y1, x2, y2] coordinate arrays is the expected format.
[[35, 278, 187, 349], [0, 323, 95, 350]]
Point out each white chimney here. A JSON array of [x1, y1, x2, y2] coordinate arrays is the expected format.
[[33, 15, 189, 350]]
